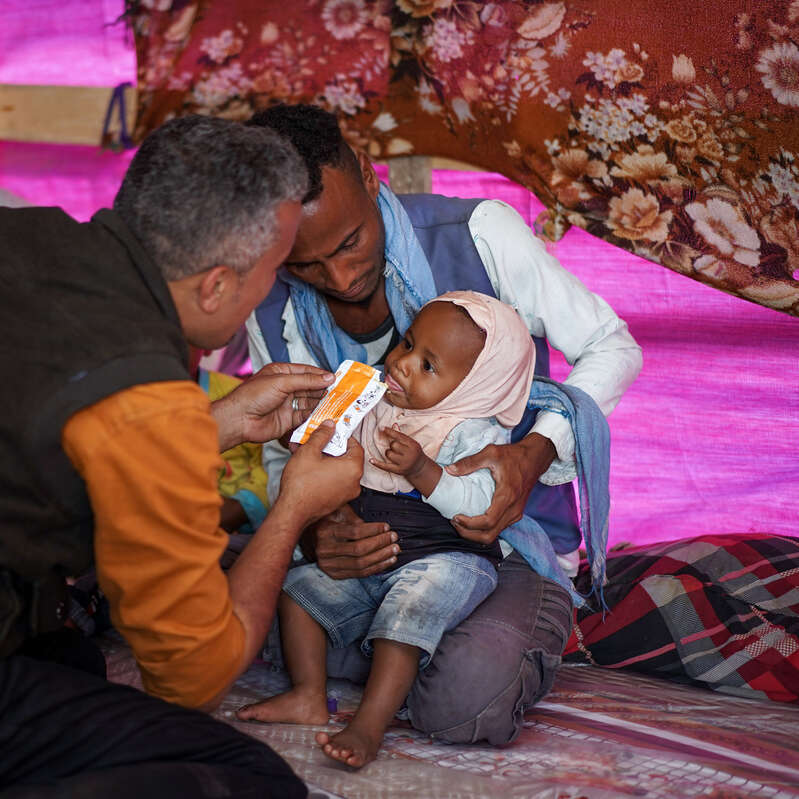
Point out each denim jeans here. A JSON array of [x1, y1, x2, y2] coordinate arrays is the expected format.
[[284, 551, 497, 668], [324, 551, 573, 745]]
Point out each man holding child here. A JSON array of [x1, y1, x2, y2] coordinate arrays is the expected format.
[[240, 104, 642, 745]]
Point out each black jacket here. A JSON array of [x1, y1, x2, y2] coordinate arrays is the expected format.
[[0, 207, 189, 656]]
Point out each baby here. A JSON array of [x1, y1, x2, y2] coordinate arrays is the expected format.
[[239, 291, 535, 767]]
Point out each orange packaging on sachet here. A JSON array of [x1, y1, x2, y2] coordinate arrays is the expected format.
[[290, 360, 386, 456]]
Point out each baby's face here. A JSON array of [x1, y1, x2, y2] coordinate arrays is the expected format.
[[383, 301, 484, 410]]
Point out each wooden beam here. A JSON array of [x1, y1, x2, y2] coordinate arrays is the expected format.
[[0, 84, 137, 146], [378, 155, 486, 194], [429, 156, 483, 172], [387, 155, 432, 194]]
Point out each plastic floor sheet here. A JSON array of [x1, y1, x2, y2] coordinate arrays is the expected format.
[[102, 636, 799, 799]]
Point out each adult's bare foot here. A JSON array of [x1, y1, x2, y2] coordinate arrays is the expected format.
[[315, 722, 382, 768], [237, 688, 329, 725]]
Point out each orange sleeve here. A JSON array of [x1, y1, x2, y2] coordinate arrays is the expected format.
[[62, 381, 247, 708]]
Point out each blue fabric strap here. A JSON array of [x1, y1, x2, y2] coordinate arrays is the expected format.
[[255, 277, 291, 363], [501, 377, 610, 608]]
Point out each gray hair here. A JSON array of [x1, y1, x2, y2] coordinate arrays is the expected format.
[[114, 115, 308, 281]]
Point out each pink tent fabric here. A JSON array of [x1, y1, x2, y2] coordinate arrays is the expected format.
[[0, 141, 134, 219], [1, 1, 796, 549], [433, 170, 799, 548], [0, 0, 136, 216], [125, 1, 799, 317], [0, 0, 135, 87]]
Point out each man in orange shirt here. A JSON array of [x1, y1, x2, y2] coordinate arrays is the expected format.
[[0, 116, 362, 798]]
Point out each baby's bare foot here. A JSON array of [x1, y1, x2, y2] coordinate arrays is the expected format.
[[237, 688, 329, 725], [315, 722, 382, 768]]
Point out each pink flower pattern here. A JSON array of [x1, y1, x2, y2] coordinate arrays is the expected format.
[[128, 0, 799, 316]]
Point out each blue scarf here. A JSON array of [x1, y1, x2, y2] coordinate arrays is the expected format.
[[284, 183, 610, 608], [502, 378, 610, 609], [281, 183, 437, 372]]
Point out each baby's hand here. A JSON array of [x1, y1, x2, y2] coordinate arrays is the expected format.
[[370, 425, 428, 479]]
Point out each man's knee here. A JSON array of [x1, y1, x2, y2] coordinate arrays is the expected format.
[[408, 637, 563, 745], [406, 565, 573, 745]]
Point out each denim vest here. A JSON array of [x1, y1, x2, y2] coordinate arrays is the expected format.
[[254, 193, 579, 553]]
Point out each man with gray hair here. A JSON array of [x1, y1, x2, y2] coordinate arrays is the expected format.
[[0, 115, 362, 798]]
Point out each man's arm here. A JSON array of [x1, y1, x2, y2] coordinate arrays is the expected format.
[[448, 433, 556, 542], [472, 200, 642, 430], [211, 361, 333, 451], [208, 421, 363, 708], [244, 312, 320, 505], [449, 200, 643, 541], [63, 382, 361, 710]]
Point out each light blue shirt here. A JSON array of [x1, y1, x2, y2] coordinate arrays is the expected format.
[[424, 417, 508, 519]]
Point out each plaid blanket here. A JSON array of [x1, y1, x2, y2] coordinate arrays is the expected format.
[[564, 534, 799, 703]]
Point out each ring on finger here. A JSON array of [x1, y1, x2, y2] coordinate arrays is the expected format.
[[291, 398, 299, 411]]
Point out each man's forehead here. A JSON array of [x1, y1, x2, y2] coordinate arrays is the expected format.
[[290, 173, 364, 255], [302, 167, 357, 222], [290, 201, 351, 257]]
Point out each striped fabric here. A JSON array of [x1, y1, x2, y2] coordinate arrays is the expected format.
[[564, 534, 799, 703]]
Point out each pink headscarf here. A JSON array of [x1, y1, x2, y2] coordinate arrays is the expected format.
[[359, 291, 536, 494]]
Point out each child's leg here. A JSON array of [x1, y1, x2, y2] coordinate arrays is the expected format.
[[236, 592, 329, 725], [315, 552, 498, 765], [316, 638, 418, 768]]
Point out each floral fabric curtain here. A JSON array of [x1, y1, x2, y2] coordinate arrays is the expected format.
[[128, 0, 799, 316]]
